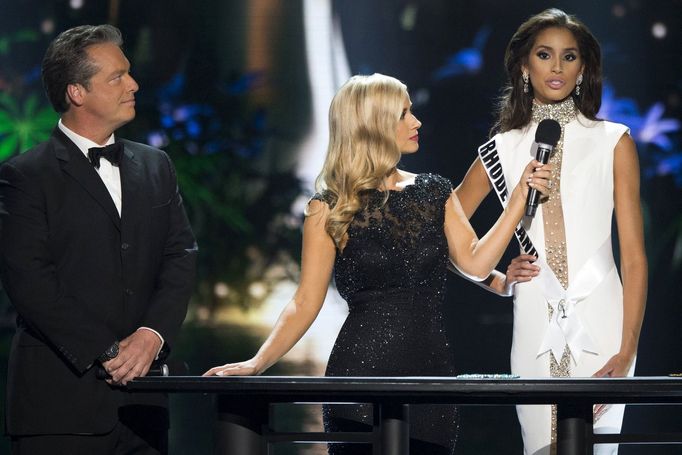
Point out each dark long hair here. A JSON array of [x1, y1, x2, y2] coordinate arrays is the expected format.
[[491, 8, 602, 135]]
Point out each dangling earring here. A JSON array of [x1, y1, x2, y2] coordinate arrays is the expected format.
[[575, 74, 583, 96], [522, 72, 529, 94]]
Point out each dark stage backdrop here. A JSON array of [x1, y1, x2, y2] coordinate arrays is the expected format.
[[1, 1, 681, 454]]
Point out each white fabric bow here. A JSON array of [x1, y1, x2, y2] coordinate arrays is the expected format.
[[536, 239, 614, 364]]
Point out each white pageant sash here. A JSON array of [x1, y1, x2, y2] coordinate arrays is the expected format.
[[535, 238, 613, 364], [477, 138, 537, 257]]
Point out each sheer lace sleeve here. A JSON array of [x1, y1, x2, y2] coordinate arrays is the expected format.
[[306, 190, 336, 216], [421, 173, 453, 209], [310, 190, 336, 207]]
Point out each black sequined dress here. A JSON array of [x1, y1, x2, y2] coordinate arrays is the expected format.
[[313, 174, 459, 455]]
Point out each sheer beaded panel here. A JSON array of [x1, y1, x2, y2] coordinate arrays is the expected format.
[[532, 98, 577, 453], [532, 97, 576, 291]]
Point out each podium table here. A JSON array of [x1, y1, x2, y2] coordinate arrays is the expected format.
[[128, 376, 682, 455]]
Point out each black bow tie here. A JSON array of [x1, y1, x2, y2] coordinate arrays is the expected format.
[[88, 143, 123, 169]]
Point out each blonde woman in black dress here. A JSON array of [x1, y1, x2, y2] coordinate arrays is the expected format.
[[205, 73, 551, 454]]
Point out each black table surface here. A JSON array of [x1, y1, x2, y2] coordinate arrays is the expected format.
[[127, 376, 682, 405]]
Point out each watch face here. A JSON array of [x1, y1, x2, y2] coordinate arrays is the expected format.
[[98, 341, 119, 364], [106, 342, 119, 359]]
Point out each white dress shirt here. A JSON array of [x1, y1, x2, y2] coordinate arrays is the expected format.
[[58, 120, 122, 215]]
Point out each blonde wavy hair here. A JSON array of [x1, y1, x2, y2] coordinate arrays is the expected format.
[[313, 73, 408, 251]]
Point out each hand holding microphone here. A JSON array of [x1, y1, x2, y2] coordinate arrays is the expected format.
[[525, 119, 561, 217]]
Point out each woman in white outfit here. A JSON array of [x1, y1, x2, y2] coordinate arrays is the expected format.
[[455, 9, 647, 455]]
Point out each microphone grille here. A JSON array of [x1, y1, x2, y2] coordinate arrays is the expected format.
[[535, 119, 562, 146]]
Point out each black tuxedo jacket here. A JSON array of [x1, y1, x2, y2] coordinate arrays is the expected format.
[[0, 128, 197, 435]]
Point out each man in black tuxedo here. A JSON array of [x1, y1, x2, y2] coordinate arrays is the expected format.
[[0, 25, 197, 454]]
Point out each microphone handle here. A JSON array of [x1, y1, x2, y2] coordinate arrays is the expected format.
[[95, 363, 170, 380], [524, 144, 552, 217]]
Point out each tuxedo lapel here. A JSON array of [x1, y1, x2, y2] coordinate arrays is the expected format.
[[52, 128, 121, 230], [119, 142, 143, 228]]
